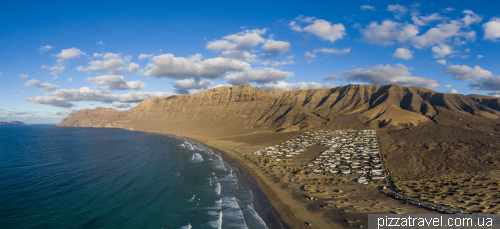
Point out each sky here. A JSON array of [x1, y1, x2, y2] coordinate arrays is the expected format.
[[1, 0, 500, 123]]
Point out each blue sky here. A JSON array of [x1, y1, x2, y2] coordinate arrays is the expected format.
[[1, 0, 500, 123]]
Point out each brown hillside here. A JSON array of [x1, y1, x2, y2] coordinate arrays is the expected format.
[[58, 84, 500, 179], [58, 84, 500, 132]]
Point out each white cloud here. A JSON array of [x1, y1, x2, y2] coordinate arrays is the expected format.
[[125, 63, 140, 73], [436, 59, 447, 65], [2, 111, 38, 116], [124, 55, 132, 62], [139, 53, 250, 79], [86, 75, 147, 90], [39, 45, 53, 53], [443, 7, 455, 13], [206, 29, 289, 61], [326, 64, 440, 88], [290, 16, 346, 42], [139, 54, 154, 60], [470, 76, 500, 91], [447, 89, 458, 94], [113, 102, 130, 108], [259, 81, 336, 91], [77, 52, 125, 74], [67, 77, 73, 82], [46, 111, 71, 116], [392, 48, 413, 60], [482, 17, 500, 41], [304, 51, 317, 63], [360, 5, 375, 11], [411, 13, 446, 26], [410, 20, 465, 48], [172, 78, 214, 94], [219, 50, 257, 62], [19, 74, 29, 79], [260, 39, 291, 58], [52, 47, 86, 62], [361, 15, 479, 48], [206, 29, 267, 55], [477, 55, 484, 59], [96, 41, 105, 45], [27, 87, 173, 108], [42, 63, 65, 76], [0, 72, 3, 77], [213, 84, 232, 88], [24, 79, 60, 91], [440, 65, 494, 81], [77, 52, 137, 75], [431, 44, 456, 58], [260, 55, 295, 67], [361, 20, 419, 46], [387, 4, 408, 19], [313, 48, 351, 55], [444, 84, 452, 88], [462, 10, 482, 27], [225, 68, 293, 85], [289, 21, 302, 32]]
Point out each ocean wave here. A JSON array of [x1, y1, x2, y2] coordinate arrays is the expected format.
[[221, 197, 248, 229], [211, 154, 226, 171], [215, 182, 221, 195], [242, 204, 268, 228], [184, 141, 195, 150], [187, 195, 195, 202], [179, 223, 192, 229], [191, 153, 203, 163], [207, 211, 222, 229]]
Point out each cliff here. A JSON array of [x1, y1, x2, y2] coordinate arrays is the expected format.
[[58, 84, 500, 135]]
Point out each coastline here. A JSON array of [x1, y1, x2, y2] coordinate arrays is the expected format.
[[207, 143, 288, 229], [57, 126, 439, 229], [112, 128, 303, 228], [61, 126, 344, 228], [166, 134, 292, 229], [161, 133, 338, 229]]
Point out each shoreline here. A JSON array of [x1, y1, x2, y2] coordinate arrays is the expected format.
[[124, 129, 304, 228], [169, 134, 294, 229], [163, 133, 343, 228], [61, 126, 344, 228], [58, 126, 446, 228]]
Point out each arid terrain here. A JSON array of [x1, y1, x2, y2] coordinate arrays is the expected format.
[[58, 84, 500, 229]]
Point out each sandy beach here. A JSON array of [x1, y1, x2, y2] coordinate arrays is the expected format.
[[54, 83, 500, 228], [155, 131, 434, 229]]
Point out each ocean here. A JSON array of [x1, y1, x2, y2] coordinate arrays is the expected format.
[[0, 125, 282, 229]]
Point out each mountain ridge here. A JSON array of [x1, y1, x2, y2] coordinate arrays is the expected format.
[[57, 83, 500, 180], [0, 121, 28, 125], [57, 83, 500, 134]]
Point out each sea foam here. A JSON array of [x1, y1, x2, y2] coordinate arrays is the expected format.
[[191, 153, 203, 163]]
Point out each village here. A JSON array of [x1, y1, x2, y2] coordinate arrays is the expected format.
[[253, 129, 386, 184]]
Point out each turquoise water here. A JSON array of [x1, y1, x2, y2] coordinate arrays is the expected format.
[[0, 125, 281, 228]]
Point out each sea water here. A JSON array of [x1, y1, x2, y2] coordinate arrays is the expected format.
[[0, 125, 282, 228]]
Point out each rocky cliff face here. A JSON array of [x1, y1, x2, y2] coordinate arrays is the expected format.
[[57, 84, 500, 135]]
